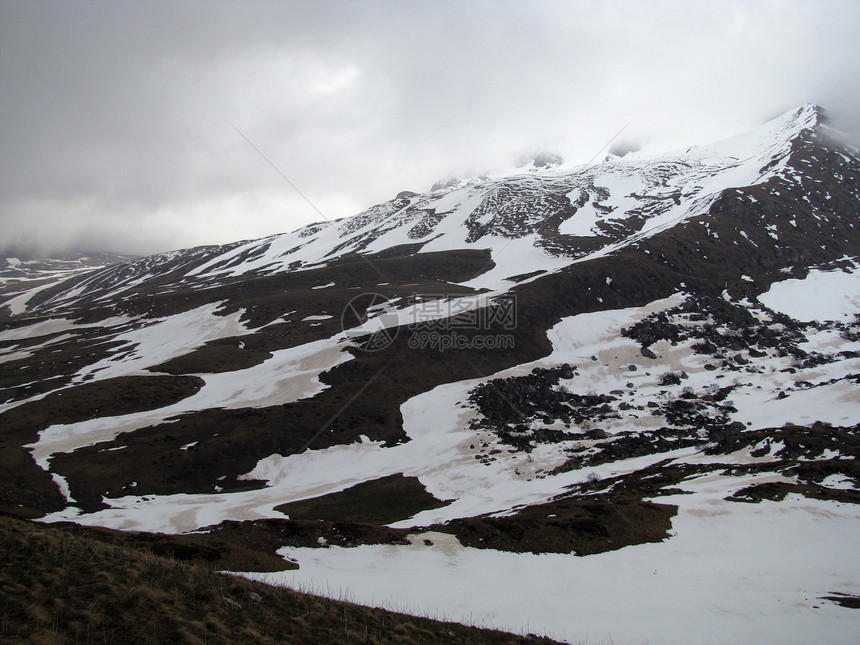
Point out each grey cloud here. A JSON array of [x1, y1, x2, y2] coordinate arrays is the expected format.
[[2, 0, 860, 256]]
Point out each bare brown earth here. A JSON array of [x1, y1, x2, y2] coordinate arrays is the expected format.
[[275, 473, 450, 525], [431, 491, 677, 556], [0, 375, 204, 518]]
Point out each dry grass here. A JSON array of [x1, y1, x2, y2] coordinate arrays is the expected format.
[[0, 515, 561, 644]]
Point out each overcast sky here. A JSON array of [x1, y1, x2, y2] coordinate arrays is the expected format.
[[2, 0, 859, 257]]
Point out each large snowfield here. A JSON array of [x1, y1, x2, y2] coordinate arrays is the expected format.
[[247, 488, 858, 645]]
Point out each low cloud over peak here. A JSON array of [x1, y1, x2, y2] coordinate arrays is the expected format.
[[2, 0, 859, 257]]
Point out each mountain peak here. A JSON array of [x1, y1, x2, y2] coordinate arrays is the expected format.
[[2, 102, 859, 645], [7, 104, 856, 303], [768, 102, 823, 137]]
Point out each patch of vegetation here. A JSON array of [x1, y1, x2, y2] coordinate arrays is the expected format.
[[0, 515, 562, 644], [467, 362, 735, 465], [700, 422, 860, 505], [0, 329, 128, 402], [0, 375, 205, 437], [275, 474, 449, 525], [621, 294, 809, 358], [151, 340, 274, 375], [703, 422, 860, 461], [432, 475, 679, 556], [728, 479, 860, 505], [549, 428, 707, 474], [0, 375, 204, 518]]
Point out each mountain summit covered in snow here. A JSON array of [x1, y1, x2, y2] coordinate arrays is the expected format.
[[1, 105, 859, 644]]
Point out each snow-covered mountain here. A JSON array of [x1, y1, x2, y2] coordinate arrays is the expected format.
[[1, 104, 859, 644]]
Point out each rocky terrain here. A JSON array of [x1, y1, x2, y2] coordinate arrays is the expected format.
[[1, 104, 858, 644]]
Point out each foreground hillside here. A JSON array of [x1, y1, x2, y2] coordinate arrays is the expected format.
[[0, 514, 560, 644]]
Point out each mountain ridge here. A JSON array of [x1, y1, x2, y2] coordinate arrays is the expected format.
[[2, 103, 839, 318], [1, 104, 859, 644]]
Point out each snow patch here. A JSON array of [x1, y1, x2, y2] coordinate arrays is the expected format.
[[759, 265, 860, 322]]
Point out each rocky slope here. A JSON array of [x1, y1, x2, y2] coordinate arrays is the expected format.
[[1, 104, 858, 644]]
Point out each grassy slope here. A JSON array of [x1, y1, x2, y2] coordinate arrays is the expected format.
[[0, 515, 562, 645]]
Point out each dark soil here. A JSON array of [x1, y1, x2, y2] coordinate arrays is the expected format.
[[0, 375, 204, 518], [275, 473, 450, 525], [430, 460, 688, 556], [436, 493, 676, 556], [821, 593, 860, 609]]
